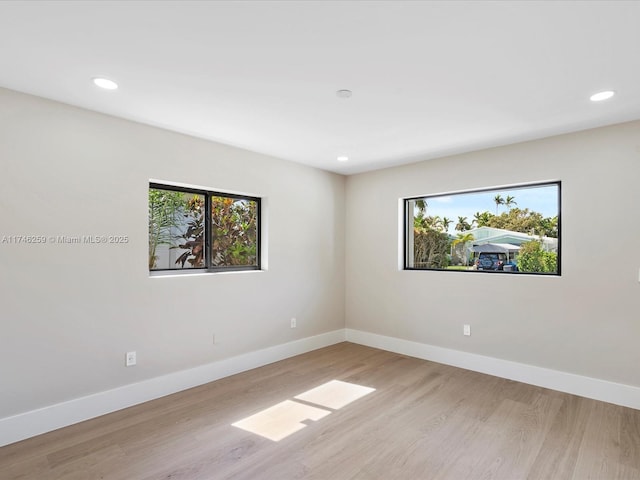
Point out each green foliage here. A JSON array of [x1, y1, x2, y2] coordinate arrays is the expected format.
[[149, 189, 259, 270], [414, 214, 448, 233], [173, 196, 205, 268], [148, 189, 187, 269], [211, 197, 258, 266], [413, 228, 450, 269], [517, 240, 557, 273], [482, 208, 558, 238]]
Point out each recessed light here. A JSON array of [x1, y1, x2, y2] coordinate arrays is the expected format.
[[590, 90, 615, 102], [336, 89, 352, 99], [93, 77, 118, 90], [337, 156, 349, 162]]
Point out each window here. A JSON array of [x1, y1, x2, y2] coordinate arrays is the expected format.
[[149, 183, 260, 273], [404, 182, 560, 275]]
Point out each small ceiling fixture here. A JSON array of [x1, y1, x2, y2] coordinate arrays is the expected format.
[[93, 77, 118, 90], [337, 156, 349, 162], [589, 90, 615, 102], [336, 89, 352, 99]]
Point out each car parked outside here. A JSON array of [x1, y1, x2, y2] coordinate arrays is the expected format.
[[476, 252, 507, 271]]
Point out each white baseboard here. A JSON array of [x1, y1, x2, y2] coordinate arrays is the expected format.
[[0, 329, 346, 447], [345, 328, 640, 411]]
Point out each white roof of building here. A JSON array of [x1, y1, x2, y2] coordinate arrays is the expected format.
[[464, 226, 558, 252]]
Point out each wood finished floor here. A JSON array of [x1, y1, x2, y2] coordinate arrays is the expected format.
[[2, 342, 640, 480]]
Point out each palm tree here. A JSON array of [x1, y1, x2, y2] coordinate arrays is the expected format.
[[455, 216, 471, 232], [413, 199, 428, 231], [415, 215, 441, 232], [452, 232, 475, 266], [415, 199, 427, 216], [441, 217, 452, 232], [494, 194, 505, 215], [473, 211, 492, 228], [505, 195, 517, 210]]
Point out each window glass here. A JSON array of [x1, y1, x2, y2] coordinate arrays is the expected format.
[[149, 188, 205, 270], [149, 184, 260, 273], [405, 182, 560, 275], [211, 196, 259, 268]]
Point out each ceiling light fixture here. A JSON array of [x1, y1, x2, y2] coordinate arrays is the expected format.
[[336, 89, 352, 99], [337, 156, 349, 162], [589, 90, 615, 102], [92, 77, 118, 90]]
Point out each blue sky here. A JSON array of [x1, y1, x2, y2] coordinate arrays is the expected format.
[[416, 184, 559, 234]]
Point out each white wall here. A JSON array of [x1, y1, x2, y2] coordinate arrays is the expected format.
[[0, 87, 345, 419], [345, 120, 640, 388]]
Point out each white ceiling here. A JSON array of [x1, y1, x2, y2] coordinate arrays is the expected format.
[[1, 1, 639, 175]]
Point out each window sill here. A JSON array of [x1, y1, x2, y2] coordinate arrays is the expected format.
[[149, 269, 265, 278]]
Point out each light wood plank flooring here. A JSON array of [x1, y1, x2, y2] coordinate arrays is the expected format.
[[2, 342, 640, 479]]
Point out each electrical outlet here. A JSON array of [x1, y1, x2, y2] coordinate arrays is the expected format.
[[291, 317, 297, 328], [463, 324, 471, 336], [125, 351, 137, 367]]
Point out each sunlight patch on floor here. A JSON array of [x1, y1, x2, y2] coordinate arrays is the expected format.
[[232, 380, 376, 442], [294, 379, 376, 409], [231, 400, 331, 442]]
